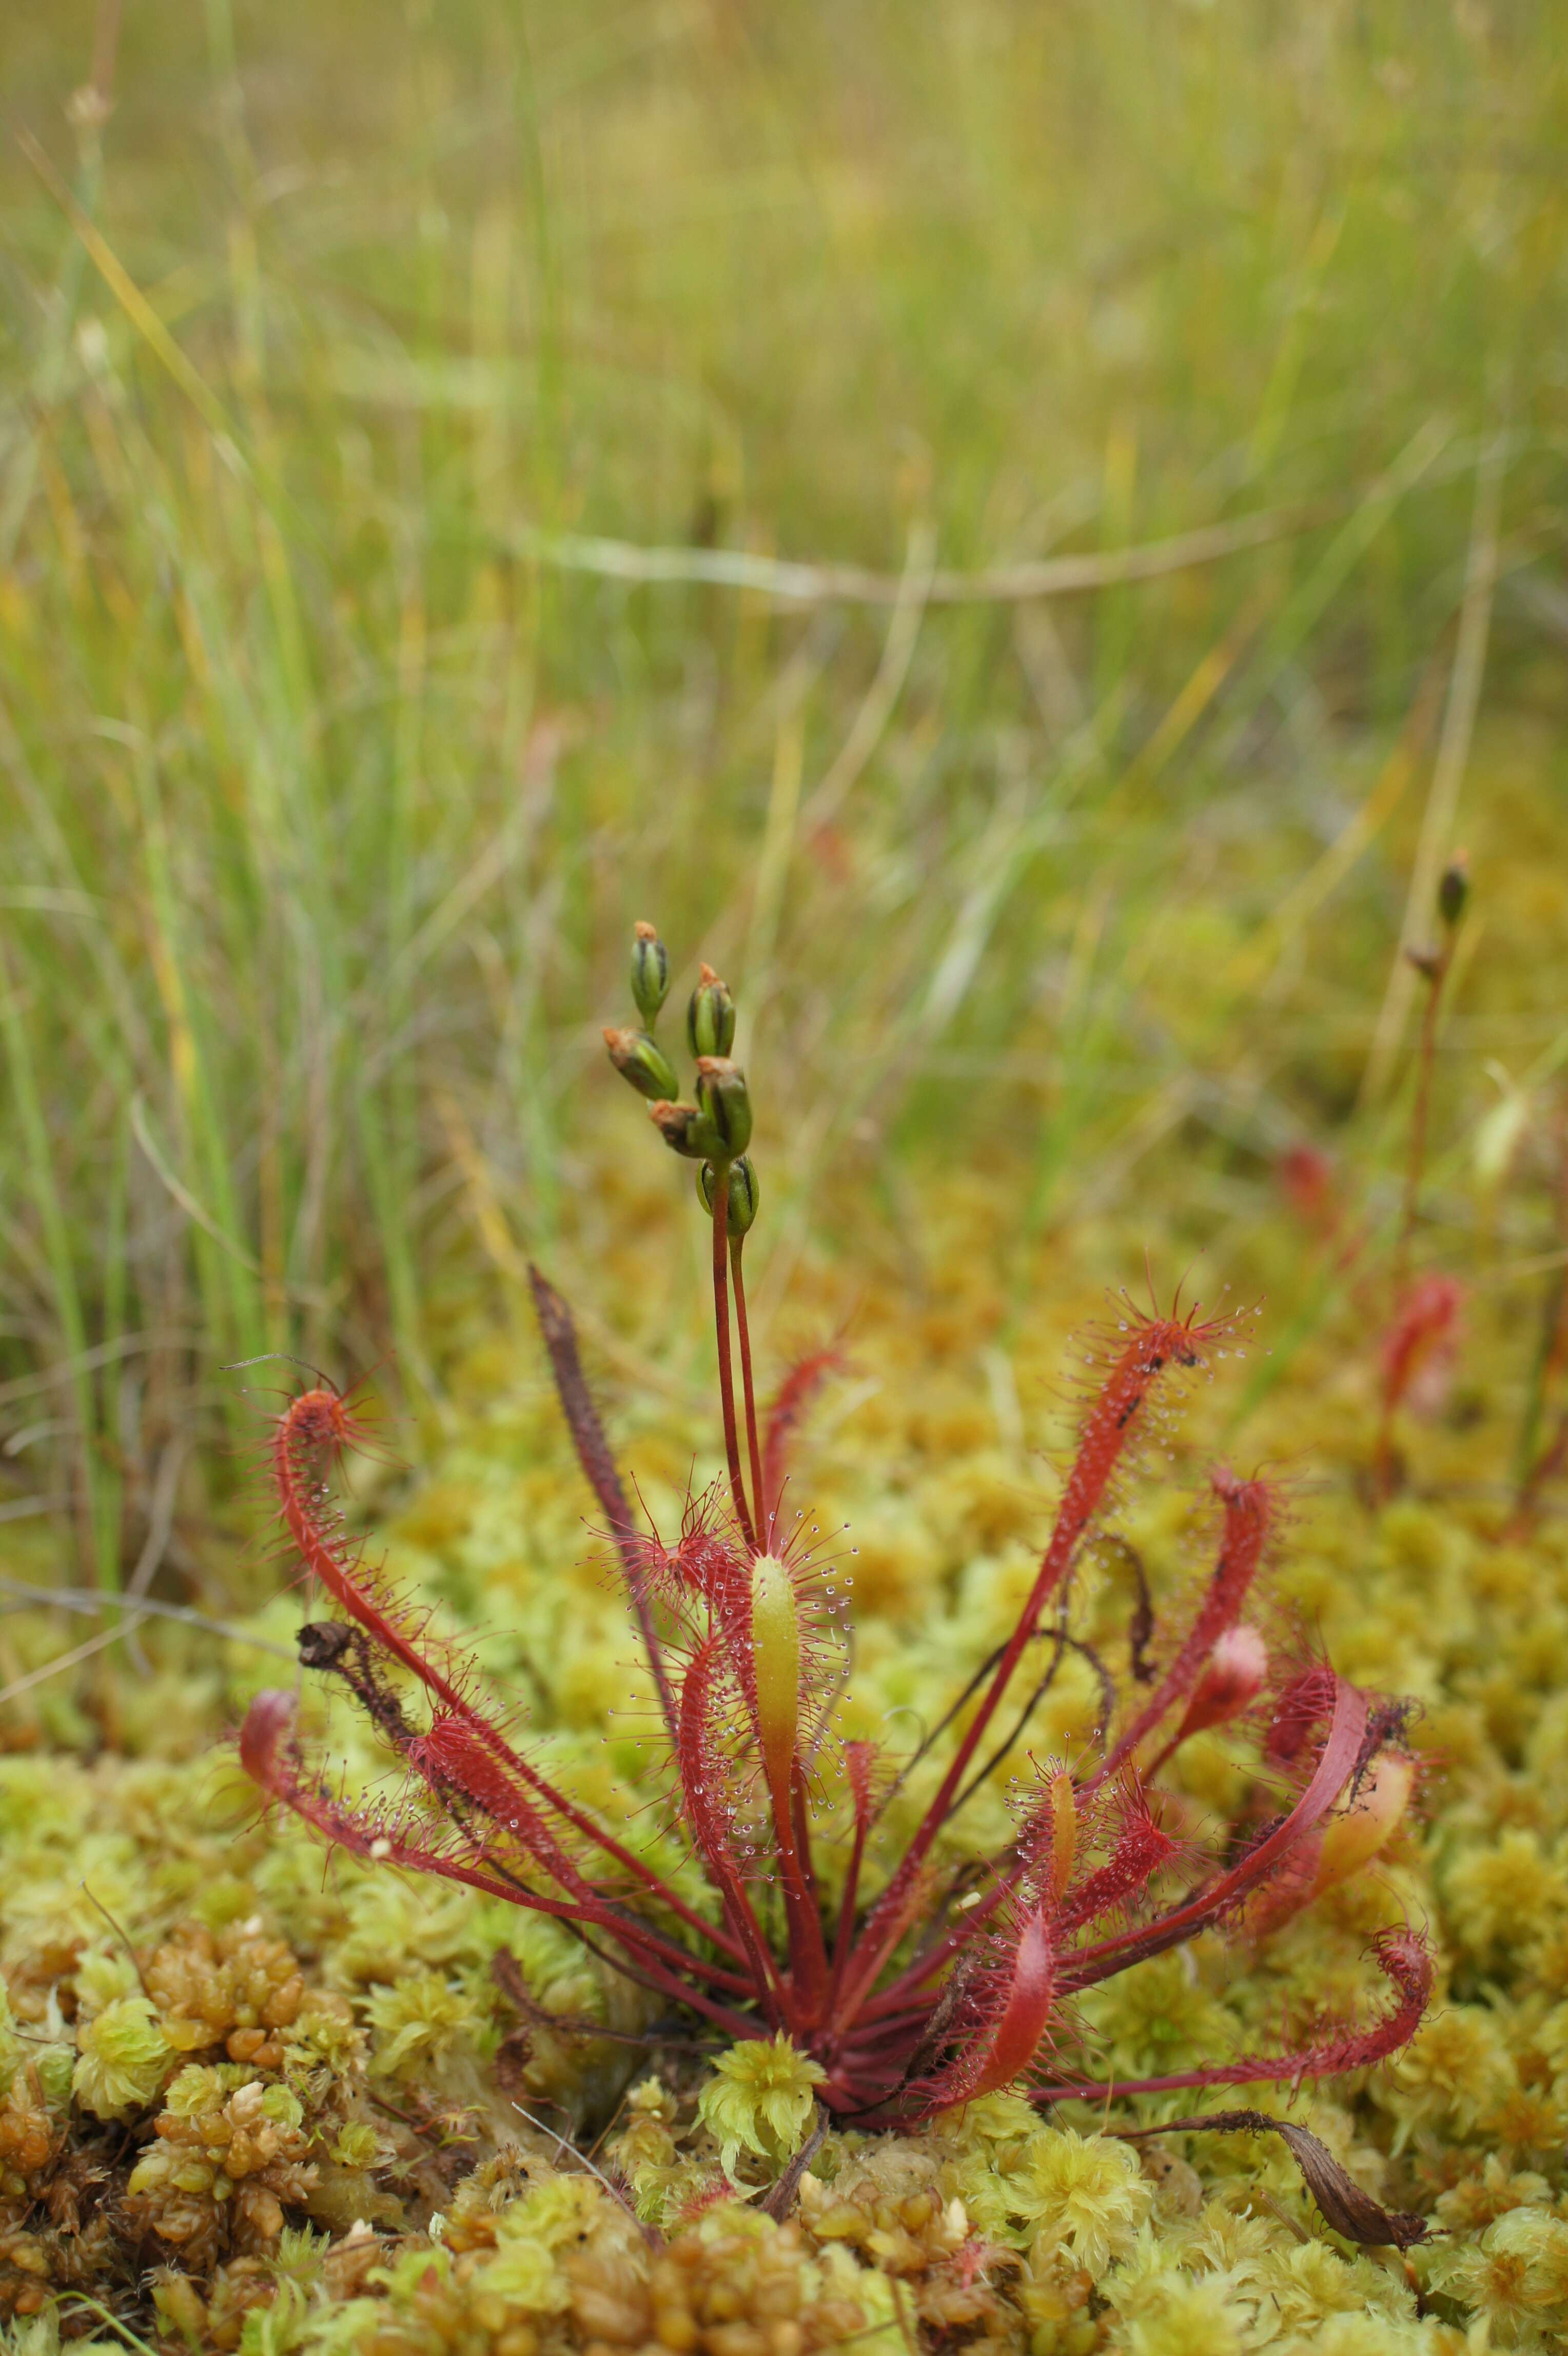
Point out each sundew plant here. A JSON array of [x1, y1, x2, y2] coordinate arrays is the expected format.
[[242, 930, 1430, 2131]]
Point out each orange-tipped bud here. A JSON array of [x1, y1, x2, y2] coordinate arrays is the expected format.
[[649, 1099, 721, 1159], [631, 920, 671, 1025], [1308, 1752, 1415, 1902], [604, 1025, 679, 1102], [688, 963, 736, 1059]]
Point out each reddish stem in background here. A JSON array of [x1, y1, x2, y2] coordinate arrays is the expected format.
[[1393, 939, 1452, 1299], [1508, 1119, 1568, 1532], [1371, 1272, 1463, 1505]]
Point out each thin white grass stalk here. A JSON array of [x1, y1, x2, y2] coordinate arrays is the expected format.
[[511, 494, 1343, 609], [1, 1624, 125, 1705], [1, 1575, 295, 1654]]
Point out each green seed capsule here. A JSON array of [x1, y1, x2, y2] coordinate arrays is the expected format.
[[631, 921, 670, 1025], [695, 1056, 752, 1158], [687, 964, 736, 1059], [697, 1155, 760, 1235], [603, 1026, 679, 1102]]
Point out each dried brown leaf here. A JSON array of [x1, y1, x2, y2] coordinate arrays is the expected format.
[[1114, 2107, 1429, 2249]]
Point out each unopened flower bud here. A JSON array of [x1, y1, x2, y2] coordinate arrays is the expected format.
[[604, 1026, 679, 1102], [631, 921, 670, 1025], [687, 963, 736, 1059], [649, 1100, 720, 1160], [1438, 851, 1469, 930], [1172, 1624, 1269, 1746], [695, 1056, 752, 1159], [698, 1155, 760, 1236]]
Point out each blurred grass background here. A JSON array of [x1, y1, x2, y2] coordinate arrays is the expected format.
[[0, 0, 1565, 1613]]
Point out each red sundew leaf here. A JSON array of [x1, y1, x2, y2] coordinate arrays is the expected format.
[[760, 1346, 844, 1537], [670, 1494, 751, 1613], [526, 1265, 640, 1545], [972, 1911, 1057, 2096], [1038, 1925, 1431, 2108], [674, 1635, 783, 2015], [1064, 1679, 1369, 1988], [1059, 1792, 1175, 1932], [270, 1390, 718, 1930], [933, 1907, 1058, 2105], [239, 1687, 299, 1794], [1291, 1927, 1433, 2076], [846, 1307, 1236, 2006], [243, 1692, 764, 2034], [844, 1739, 879, 1818], [1264, 1664, 1343, 1768], [240, 1690, 534, 1904], [675, 1636, 743, 1877], [408, 1713, 589, 1892], [1097, 1468, 1277, 1782]]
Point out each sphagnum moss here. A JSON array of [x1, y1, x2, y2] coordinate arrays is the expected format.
[[4, 958, 1568, 2347]]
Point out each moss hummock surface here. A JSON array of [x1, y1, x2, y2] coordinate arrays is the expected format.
[[5, 1155, 1568, 2354]]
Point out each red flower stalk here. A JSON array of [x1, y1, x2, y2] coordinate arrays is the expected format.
[[240, 928, 1429, 2123]]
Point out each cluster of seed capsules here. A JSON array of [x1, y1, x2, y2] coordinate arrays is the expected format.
[[603, 924, 760, 1240]]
